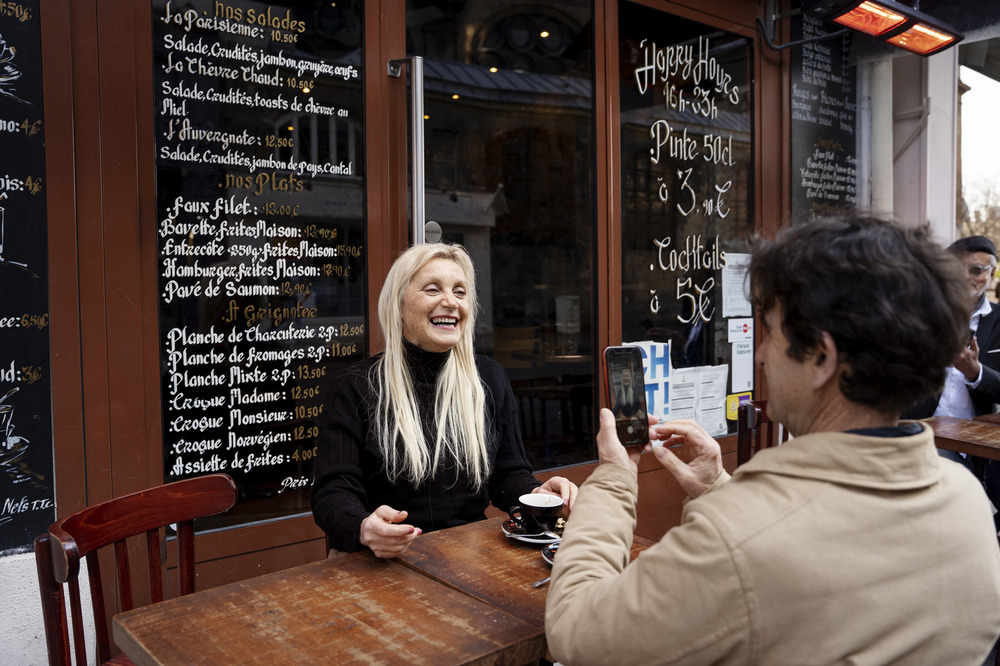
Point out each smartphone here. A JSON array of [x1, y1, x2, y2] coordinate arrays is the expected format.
[[603, 346, 649, 446]]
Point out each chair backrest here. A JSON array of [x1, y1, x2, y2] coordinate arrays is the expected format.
[[736, 400, 786, 465], [34, 473, 237, 665]]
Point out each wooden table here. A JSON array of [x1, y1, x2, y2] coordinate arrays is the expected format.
[[926, 415, 1000, 460], [397, 516, 654, 627], [974, 412, 1000, 426], [113, 516, 655, 665], [113, 549, 544, 665]]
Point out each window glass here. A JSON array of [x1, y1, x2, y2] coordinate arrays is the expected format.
[[407, 0, 598, 468], [618, 1, 754, 436]]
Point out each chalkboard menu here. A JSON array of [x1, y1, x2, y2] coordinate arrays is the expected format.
[[0, 0, 56, 553], [152, 0, 366, 527], [790, 14, 857, 220], [618, 1, 753, 436]]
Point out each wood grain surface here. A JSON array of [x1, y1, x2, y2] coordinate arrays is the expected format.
[[114, 550, 544, 665], [397, 516, 653, 627], [927, 416, 1000, 460]]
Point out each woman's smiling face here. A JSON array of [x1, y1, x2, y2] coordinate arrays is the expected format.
[[401, 258, 469, 352]]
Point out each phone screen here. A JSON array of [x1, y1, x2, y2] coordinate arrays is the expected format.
[[603, 346, 649, 446]]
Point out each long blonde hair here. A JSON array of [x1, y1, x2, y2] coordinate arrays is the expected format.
[[372, 243, 489, 488]]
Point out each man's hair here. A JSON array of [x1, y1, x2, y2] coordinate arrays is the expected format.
[[749, 216, 969, 416]]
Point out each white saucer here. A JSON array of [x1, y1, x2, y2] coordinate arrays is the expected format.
[[501, 519, 561, 545]]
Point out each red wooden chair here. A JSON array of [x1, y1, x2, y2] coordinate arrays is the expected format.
[[34, 473, 237, 665], [736, 400, 786, 465]]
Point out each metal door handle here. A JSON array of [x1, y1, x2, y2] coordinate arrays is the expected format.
[[387, 56, 425, 244]]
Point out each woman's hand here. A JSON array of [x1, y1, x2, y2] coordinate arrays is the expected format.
[[359, 505, 421, 558], [534, 475, 579, 510]]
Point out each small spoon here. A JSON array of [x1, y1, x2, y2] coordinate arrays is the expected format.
[[531, 576, 550, 588]]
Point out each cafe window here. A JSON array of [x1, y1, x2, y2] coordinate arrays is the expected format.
[[407, 0, 598, 469], [618, 1, 754, 437]]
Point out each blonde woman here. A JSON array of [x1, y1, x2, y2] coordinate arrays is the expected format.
[[612, 367, 642, 419], [312, 243, 576, 557]]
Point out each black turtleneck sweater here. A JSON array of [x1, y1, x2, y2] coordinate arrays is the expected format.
[[311, 344, 540, 552]]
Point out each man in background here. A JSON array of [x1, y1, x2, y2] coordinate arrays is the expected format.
[[909, 235, 1000, 421], [546, 217, 1000, 665], [908, 235, 1000, 517]]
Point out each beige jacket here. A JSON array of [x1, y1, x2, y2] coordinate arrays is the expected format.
[[546, 424, 1000, 665]]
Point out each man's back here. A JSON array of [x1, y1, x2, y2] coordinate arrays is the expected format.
[[696, 427, 1000, 664], [547, 218, 1000, 666]]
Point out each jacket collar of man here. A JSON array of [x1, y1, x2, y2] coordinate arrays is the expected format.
[[733, 423, 941, 491]]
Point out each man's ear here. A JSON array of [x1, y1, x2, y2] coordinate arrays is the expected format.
[[810, 331, 840, 389]]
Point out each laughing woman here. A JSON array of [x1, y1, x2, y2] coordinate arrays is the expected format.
[[311, 243, 577, 557]]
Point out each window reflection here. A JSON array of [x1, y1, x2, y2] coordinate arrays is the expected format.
[[407, 0, 597, 468]]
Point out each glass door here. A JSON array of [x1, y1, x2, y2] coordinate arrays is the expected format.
[[404, 0, 598, 469]]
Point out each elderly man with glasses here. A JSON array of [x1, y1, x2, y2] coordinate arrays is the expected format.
[[908, 235, 1000, 520], [908, 236, 999, 419], [936, 235, 1000, 419]]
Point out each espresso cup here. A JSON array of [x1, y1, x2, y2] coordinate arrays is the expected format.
[[507, 493, 564, 534]]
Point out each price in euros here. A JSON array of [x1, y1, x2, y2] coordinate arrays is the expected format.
[[294, 404, 323, 419], [280, 281, 312, 297], [262, 202, 299, 216], [270, 28, 298, 44], [677, 277, 715, 324], [323, 264, 351, 277], [265, 134, 294, 148], [329, 341, 358, 358], [290, 445, 318, 462], [305, 225, 338, 240], [296, 364, 327, 380], [21, 118, 41, 137], [20, 313, 49, 329], [21, 365, 42, 385], [291, 384, 321, 400], [339, 322, 364, 337], [0, 0, 32, 21], [285, 76, 314, 92], [294, 424, 319, 440]]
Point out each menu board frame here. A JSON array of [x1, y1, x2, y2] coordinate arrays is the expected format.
[[0, 0, 56, 554], [151, 0, 368, 529]]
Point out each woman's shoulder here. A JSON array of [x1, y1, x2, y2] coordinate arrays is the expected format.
[[329, 353, 383, 393], [474, 353, 507, 379], [343, 352, 382, 375]]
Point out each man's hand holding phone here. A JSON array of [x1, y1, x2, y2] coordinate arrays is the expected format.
[[595, 408, 657, 474], [596, 408, 725, 500]]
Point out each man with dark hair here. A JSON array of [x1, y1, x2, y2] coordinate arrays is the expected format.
[[546, 217, 1000, 665]]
